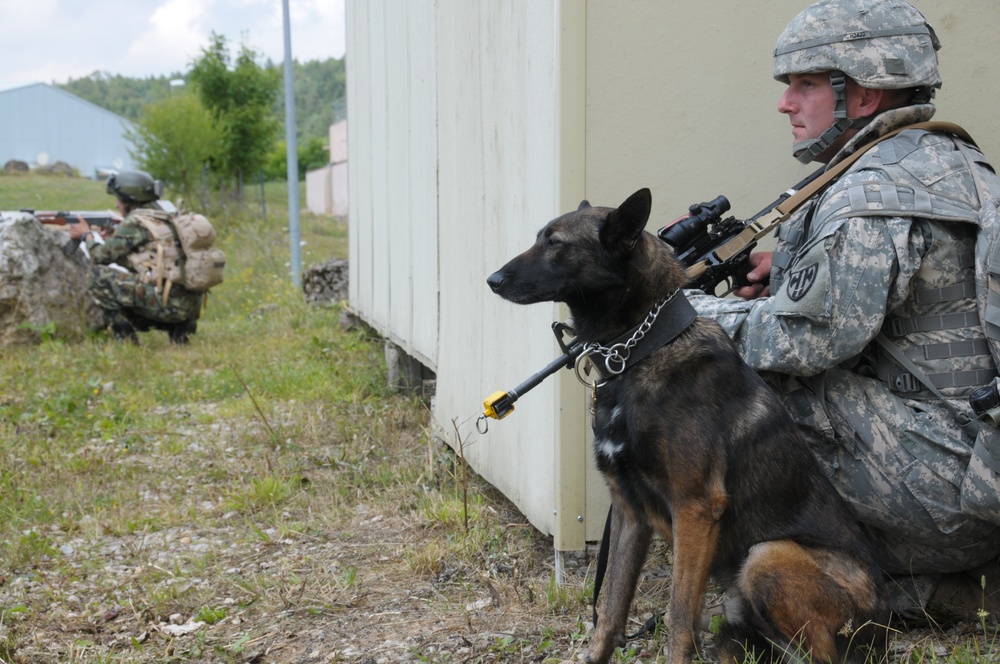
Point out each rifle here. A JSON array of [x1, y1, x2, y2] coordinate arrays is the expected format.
[[27, 209, 123, 256], [658, 167, 824, 295]]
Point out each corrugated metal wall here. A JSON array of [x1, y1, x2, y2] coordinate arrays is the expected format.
[[0, 83, 135, 178]]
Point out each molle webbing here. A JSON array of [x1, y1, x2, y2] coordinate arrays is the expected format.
[[829, 182, 981, 224], [880, 254, 994, 393], [872, 359, 995, 393]]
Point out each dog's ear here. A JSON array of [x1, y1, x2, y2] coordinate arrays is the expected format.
[[601, 188, 652, 251], [578, 199, 591, 210]]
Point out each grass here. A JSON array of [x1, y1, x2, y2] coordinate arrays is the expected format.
[[1, 172, 998, 662]]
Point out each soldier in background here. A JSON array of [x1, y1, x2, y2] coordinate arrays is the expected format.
[[69, 170, 201, 345]]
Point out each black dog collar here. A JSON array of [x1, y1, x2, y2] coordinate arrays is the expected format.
[[577, 290, 697, 384]]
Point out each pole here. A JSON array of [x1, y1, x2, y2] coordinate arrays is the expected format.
[[282, 0, 302, 289]]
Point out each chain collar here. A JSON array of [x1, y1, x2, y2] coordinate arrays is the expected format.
[[574, 289, 688, 387]]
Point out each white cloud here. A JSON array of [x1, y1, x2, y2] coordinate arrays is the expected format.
[[124, 0, 209, 76], [0, 0, 345, 91]]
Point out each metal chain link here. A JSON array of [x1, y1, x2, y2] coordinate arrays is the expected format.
[[583, 290, 677, 377]]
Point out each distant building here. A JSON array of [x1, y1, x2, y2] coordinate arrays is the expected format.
[[0, 83, 135, 178], [305, 119, 348, 217]]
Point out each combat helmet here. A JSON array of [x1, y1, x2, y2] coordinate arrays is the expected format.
[[106, 170, 164, 204], [773, 0, 941, 163]]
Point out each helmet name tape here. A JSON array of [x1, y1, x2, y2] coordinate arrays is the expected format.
[[774, 26, 933, 57]]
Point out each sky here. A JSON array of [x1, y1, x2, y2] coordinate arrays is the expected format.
[[0, 0, 346, 92]]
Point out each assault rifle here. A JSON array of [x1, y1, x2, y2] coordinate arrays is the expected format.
[[27, 209, 123, 256], [659, 167, 824, 295], [481, 167, 827, 423]]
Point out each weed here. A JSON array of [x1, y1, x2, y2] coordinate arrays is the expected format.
[[196, 605, 228, 624]]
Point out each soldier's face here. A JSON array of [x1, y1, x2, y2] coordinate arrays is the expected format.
[[777, 73, 836, 146]]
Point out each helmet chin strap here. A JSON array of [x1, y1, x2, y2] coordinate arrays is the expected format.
[[793, 72, 871, 164]]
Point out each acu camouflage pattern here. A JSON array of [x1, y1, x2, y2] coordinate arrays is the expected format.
[[773, 0, 941, 90], [84, 205, 203, 327], [688, 103, 1000, 577]]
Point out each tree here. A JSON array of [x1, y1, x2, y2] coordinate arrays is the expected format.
[[188, 33, 281, 196], [126, 92, 221, 205], [263, 136, 329, 181]]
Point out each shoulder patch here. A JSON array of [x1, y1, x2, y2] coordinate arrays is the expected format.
[[785, 263, 819, 302]]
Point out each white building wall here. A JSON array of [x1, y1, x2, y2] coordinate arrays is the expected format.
[[305, 165, 332, 215], [433, 1, 586, 545], [329, 121, 349, 217], [348, 0, 588, 541], [347, 0, 439, 367], [331, 162, 348, 218]]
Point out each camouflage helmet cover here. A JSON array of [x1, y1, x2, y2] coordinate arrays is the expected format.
[[773, 0, 942, 90], [106, 170, 163, 203]]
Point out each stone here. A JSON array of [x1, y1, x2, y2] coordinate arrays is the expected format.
[[0, 211, 105, 346], [302, 258, 349, 306]]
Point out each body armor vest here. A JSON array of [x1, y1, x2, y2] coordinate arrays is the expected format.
[[771, 127, 998, 400]]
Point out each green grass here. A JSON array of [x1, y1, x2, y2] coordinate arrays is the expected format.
[[1, 173, 997, 663]]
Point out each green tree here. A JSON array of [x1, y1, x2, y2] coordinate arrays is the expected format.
[[188, 33, 281, 195], [126, 92, 221, 204], [60, 58, 343, 145], [264, 136, 330, 181]]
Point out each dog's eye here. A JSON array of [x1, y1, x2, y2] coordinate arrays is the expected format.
[[546, 237, 561, 247]]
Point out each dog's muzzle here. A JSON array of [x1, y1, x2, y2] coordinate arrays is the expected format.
[[486, 271, 506, 294]]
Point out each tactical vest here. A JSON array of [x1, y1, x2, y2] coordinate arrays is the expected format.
[[772, 127, 999, 400]]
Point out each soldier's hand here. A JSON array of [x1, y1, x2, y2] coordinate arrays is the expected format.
[[69, 216, 94, 241], [732, 252, 773, 300]]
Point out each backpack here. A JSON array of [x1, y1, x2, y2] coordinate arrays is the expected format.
[[128, 209, 226, 294]]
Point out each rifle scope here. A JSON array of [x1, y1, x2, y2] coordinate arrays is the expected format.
[[658, 195, 730, 250]]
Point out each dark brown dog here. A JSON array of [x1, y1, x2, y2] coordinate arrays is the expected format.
[[486, 189, 888, 663]]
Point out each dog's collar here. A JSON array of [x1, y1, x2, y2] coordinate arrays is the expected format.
[[574, 289, 697, 386]]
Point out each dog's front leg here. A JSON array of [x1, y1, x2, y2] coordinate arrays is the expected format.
[[585, 503, 652, 664], [664, 499, 722, 664]]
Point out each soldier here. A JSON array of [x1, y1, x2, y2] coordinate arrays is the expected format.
[[689, 0, 1000, 620], [69, 170, 202, 345]]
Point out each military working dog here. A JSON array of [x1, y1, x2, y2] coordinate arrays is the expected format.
[[486, 189, 888, 663]]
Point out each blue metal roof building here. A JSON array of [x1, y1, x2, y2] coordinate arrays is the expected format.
[[0, 83, 135, 178]]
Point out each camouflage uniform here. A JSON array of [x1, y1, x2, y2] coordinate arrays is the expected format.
[[689, 0, 1000, 615], [85, 205, 203, 329]]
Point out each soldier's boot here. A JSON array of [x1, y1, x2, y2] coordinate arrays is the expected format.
[[167, 320, 197, 346], [111, 321, 139, 345]]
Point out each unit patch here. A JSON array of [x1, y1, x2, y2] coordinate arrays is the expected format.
[[785, 263, 819, 302]]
